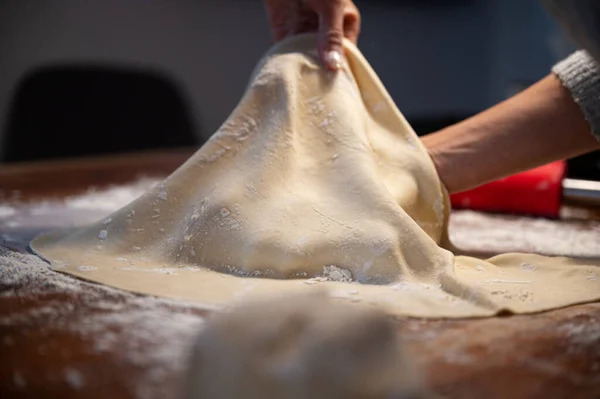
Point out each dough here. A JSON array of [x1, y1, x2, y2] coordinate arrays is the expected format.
[[181, 292, 425, 399], [31, 34, 600, 318]]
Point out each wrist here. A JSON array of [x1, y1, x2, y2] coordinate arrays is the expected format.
[[421, 127, 477, 195]]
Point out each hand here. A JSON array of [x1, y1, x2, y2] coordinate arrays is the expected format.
[[263, 0, 361, 71]]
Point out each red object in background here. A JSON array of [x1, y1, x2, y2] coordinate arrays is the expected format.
[[449, 161, 567, 218]]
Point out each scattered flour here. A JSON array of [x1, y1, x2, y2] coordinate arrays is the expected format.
[[0, 179, 159, 244], [64, 368, 85, 390], [484, 279, 533, 285], [0, 205, 16, 218], [519, 263, 537, 272], [65, 179, 158, 212], [559, 321, 600, 349], [158, 190, 168, 201], [304, 265, 353, 285], [432, 198, 444, 227], [2, 179, 600, 398], [449, 210, 600, 257], [0, 249, 206, 399], [322, 265, 353, 282], [77, 265, 97, 272]]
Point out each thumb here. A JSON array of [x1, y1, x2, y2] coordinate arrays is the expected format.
[[315, 2, 345, 71]]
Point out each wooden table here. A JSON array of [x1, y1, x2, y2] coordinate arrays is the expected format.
[[1, 149, 600, 399]]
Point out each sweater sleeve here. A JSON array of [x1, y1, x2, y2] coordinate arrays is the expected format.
[[552, 50, 600, 141]]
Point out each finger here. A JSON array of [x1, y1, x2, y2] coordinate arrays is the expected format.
[[342, 3, 361, 44], [310, 0, 346, 70], [263, 3, 292, 41], [290, 12, 319, 36], [264, 0, 314, 42]]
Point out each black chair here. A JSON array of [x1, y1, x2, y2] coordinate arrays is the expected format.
[[1, 64, 199, 163]]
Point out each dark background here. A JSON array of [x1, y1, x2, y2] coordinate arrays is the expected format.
[[0, 0, 597, 179]]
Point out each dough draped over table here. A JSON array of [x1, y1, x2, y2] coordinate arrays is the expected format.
[[32, 34, 600, 318]]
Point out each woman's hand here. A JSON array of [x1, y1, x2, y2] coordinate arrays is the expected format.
[[263, 0, 361, 71]]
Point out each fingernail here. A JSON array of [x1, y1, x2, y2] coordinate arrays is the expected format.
[[324, 50, 343, 70]]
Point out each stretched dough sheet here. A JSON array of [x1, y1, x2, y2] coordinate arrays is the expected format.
[[32, 34, 600, 318]]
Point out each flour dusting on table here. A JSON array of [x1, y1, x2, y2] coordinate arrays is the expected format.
[[2, 179, 600, 398], [0, 249, 205, 399]]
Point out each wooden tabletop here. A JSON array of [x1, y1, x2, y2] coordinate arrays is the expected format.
[[1, 150, 600, 399]]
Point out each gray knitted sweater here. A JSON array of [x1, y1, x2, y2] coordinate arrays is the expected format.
[[553, 50, 600, 140]]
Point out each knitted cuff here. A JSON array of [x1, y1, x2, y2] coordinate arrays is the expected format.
[[552, 50, 600, 141]]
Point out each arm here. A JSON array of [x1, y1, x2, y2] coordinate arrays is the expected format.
[[422, 53, 600, 194]]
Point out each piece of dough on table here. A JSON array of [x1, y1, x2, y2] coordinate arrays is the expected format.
[[181, 292, 426, 399], [31, 34, 600, 318]]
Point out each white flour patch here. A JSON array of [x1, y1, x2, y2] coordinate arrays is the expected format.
[[449, 210, 600, 257], [199, 146, 228, 163], [322, 265, 353, 282], [0, 250, 206, 399], [0, 205, 16, 218], [120, 266, 179, 275], [519, 263, 537, 272], [558, 321, 600, 356], [304, 265, 354, 285], [1, 179, 160, 239], [65, 179, 158, 212], [432, 198, 444, 226], [485, 279, 533, 285], [64, 368, 85, 390]]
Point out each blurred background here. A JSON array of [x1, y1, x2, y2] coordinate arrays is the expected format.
[[0, 0, 598, 179]]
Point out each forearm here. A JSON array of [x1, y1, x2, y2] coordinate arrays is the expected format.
[[421, 73, 600, 194]]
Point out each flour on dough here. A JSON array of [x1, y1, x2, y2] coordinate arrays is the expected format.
[[31, 34, 600, 318]]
